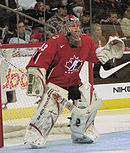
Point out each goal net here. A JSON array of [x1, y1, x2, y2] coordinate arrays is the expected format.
[[0, 43, 93, 147]]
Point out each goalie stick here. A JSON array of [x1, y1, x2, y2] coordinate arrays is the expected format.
[[49, 86, 103, 116], [0, 54, 27, 76], [62, 98, 102, 116]]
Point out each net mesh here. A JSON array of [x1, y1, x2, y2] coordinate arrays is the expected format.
[[0, 43, 92, 141]]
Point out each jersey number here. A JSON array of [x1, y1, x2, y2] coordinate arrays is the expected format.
[[39, 43, 48, 51]]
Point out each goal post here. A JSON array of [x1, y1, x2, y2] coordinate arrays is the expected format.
[[0, 78, 4, 148], [0, 43, 93, 147]]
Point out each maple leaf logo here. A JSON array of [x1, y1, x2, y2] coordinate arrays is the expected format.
[[65, 55, 82, 72]]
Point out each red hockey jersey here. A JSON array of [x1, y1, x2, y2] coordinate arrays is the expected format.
[[26, 33, 98, 87]]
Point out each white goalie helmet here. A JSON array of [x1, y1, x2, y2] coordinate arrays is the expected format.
[[63, 15, 82, 47]]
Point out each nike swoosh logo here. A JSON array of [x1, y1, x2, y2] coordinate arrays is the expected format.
[[99, 61, 130, 78], [60, 45, 64, 48]]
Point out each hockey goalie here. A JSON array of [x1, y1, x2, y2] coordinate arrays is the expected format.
[[24, 15, 125, 148]]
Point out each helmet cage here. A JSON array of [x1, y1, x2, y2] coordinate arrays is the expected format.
[[64, 15, 81, 38]]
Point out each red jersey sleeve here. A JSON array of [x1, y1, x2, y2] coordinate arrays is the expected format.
[[26, 35, 58, 70], [85, 35, 98, 64]]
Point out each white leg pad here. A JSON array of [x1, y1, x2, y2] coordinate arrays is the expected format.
[[70, 109, 97, 144], [24, 83, 68, 147], [84, 123, 99, 142], [24, 129, 46, 148], [70, 82, 100, 144]]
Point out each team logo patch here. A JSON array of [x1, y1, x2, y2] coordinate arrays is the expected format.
[[65, 55, 83, 73]]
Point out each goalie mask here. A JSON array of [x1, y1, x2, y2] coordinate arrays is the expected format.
[[63, 15, 82, 48]]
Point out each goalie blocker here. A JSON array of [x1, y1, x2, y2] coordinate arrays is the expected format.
[[24, 82, 102, 147], [26, 67, 46, 97]]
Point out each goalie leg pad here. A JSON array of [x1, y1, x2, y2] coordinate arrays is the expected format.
[[24, 83, 68, 147], [84, 122, 99, 143], [70, 83, 100, 144], [70, 108, 98, 144]]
